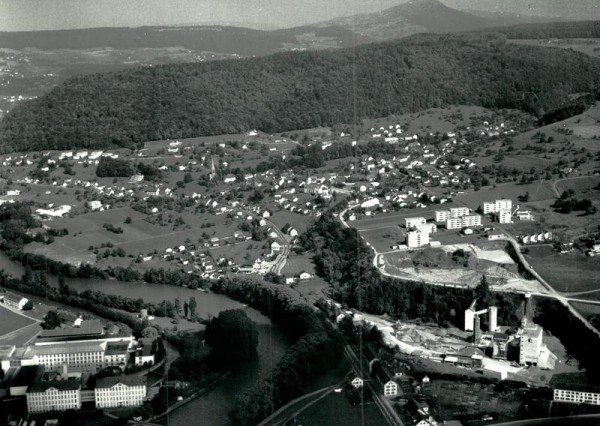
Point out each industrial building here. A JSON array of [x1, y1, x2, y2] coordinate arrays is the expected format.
[[95, 375, 147, 408]]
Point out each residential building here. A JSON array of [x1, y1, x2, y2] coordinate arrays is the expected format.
[[463, 214, 482, 227], [450, 207, 469, 218], [446, 218, 463, 230], [498, 210, 512, 224], [483, 199, 512, 214], [405, 217, 426, 229], [383, 380, 398, 397], [94, 375, 147, 408], [407, 231, 430, 248], [553, 385, 600, 405], [87, 200, 102, 211], [435, 210, 449, 222], [415, 223, 437, 234], [26, 379, 82, 413], [351, 377, 364, 389]]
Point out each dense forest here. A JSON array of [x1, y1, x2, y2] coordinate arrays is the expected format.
[[2, 32, 600, 152]]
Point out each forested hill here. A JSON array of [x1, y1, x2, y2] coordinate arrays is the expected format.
[[2, 32, 600, 153]]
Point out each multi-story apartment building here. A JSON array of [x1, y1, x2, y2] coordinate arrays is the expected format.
[[407, 230, 430, 248], [554, 385, 600, 405], [450, 207, 470, 218], [435, 210, 449, 222], [405, 217, 426, 229], [498, 210, 512, 224], [483, 199, 512, 214], [446, 214, 481, 230]]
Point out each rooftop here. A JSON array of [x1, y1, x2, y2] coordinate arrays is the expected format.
[[96, 375, 146, 389], [38, 320, 104, 342], [28, 379, 81, 393]]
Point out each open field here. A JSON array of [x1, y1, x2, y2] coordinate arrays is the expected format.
[[269, 209, 314, 234], [454, 181, 556, 210], [358, 226, 405, 252], [525, 246, 600, 293], [556, 176, 600, 201], [510, 39, 600, 59], [293, 391, 386, 426], [209, 239, 267, 266], [0, 304, 36, 337], [570, 302, 600, 320], [426, 379, 522, 422], [281, 254, 316, 276], [362, 105, 498, 136]]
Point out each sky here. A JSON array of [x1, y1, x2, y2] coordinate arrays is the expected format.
[[0, 0, 598, 32], [0, 0, 402, 32]]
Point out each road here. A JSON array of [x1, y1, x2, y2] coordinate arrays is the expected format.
[[265, 219, 290, 275], [343, 345, 404, 426], [551, 175, 598, 197]]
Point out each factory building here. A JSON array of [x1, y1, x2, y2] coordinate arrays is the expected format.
[[518, 319, 543, 366], [553, 385, 600, 405]]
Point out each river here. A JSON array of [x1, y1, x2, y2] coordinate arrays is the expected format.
[[0, 252, 292, 425]]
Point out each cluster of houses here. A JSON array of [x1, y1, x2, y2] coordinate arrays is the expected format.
[[519, 232, 553, 245]]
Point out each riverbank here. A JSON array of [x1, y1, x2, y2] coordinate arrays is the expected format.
[[152, 372, 231, 422]]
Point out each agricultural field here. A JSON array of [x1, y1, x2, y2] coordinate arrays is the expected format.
[[359, 226, 405, 252], [425, 380, 523, 422], [293, 391, 387, 426], [209, 239, 267, 266], [525, 246, 600, 293], [570, 302, 600, 320], [453, 181, 556, 210], [269, 209, 314, 234], [555, 176, 600, 201], [0, 304, 36, 337]]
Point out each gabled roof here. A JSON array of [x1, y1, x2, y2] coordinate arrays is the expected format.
[[28, 379, 81, 393], [96, 375, 146, 389]]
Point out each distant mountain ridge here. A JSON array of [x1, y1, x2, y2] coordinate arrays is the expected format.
[[313, 0, 558, 41]]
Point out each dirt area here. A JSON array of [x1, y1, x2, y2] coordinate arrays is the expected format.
[[440, 244, 515, 264]]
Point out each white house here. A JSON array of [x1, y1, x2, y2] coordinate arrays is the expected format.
[[383, 380, 398, 397], [351, 377, 364, 389], [298, 272, 312, 280]]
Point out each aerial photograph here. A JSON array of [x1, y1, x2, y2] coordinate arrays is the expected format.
[[0, 0, 600, 425]]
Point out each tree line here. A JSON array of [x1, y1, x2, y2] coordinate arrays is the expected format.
[[210, 277, 344, 426], [3, 32, 600, 152]]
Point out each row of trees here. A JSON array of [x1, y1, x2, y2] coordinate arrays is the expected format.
[[3, 32, 600, 152], [210, 278, 344, 426]]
